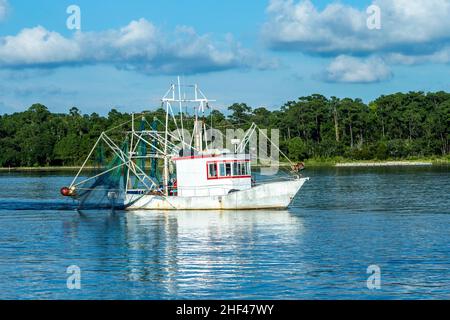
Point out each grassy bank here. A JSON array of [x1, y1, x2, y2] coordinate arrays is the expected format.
[[303, 156, 450, 167]]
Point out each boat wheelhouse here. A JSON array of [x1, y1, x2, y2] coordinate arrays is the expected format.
[[173, 151, 251, 197]]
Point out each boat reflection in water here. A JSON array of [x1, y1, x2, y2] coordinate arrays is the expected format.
[[121, 210, 305, 298]]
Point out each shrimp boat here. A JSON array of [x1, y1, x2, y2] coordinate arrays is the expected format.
[[61, 80, 309, 210]]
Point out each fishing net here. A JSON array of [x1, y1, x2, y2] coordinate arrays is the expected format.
[[70, 117, 162, 210], [74, 140, 129, 210]]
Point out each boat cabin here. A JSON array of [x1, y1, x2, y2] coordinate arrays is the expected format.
[[173, 151, 252, 197]]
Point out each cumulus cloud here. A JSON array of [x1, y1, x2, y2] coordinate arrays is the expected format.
[[386, 46, 450, 65], [0, 0, 9, 21], [0, 27, 80, 66], [321, 55, 392, 83], [13, 85, 78, 98], [0, 18, 275, 74], [263, 0, 450, 82], [263, 0, 450, 58]]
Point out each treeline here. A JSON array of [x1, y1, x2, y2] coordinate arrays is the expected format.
[[0, 91, 449, 167]]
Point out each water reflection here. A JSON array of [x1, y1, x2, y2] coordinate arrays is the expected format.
[[121, 210, 304, 298]]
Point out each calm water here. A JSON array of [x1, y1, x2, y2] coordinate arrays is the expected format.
[[0, 166, 449, 299]]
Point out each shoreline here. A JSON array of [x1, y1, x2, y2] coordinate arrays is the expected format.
[[1, 159, 448, 172], [0, 166, 93, 172], [304, 159, 449, 167], [335, 161, 433, 167]]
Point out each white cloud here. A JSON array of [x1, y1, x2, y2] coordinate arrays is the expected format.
[[263, 0, 450, 83], [0, 0, 9, 21], [386, 46, 450, 65], [322, 55, 392, 83], [13, 85, 78, 98], [263, 0, 450, 57], [0, 26, 80, 66], [0, 18, 275, 74]]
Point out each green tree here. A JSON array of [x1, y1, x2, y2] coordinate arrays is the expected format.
[[228, 103, 252, 126], [288, 137, 309, 161]]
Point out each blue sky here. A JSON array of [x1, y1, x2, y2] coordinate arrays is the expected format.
[[1, 0, 450, 114]]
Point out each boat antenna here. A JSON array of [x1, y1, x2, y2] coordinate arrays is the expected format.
[[177, 76, 185, 144]]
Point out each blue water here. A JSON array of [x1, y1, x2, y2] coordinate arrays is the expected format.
[[0, 166, 449, 299]]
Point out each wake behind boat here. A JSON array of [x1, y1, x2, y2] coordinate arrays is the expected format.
[[61, 80, 309, 210]]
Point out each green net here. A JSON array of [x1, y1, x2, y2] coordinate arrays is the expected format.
[[70, 117, 166, 211], [75, 140, 129, 210]]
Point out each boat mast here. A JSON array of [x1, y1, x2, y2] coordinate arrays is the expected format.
[[178, 76, 185, 145], [163, 89, 170, 196], [193, 84, 203, 151], [159, 79, 216, 194], [126, 113, 135, 193]]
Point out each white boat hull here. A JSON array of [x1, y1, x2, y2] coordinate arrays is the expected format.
[[124, 178, 309, 210]]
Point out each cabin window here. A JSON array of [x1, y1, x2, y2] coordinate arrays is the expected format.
[[208, 163, 218, 178], [213, 161, 250, 178], [233, 162, 240, 176], [225, 163, 232, 176], [240, 162, 247, 175], [219, 163, 226, 177]]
